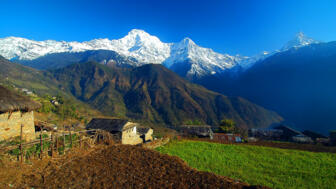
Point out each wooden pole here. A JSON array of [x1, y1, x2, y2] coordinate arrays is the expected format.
[[69, 128, 72, 148], [55, 134, 59, 155], [40, 134, 43, 160], [20, 124, 23, 163], [97, 130, 100, 144], [63, 133, 66, 154], [78, 133, 82, 148], [50, 133, 54, 158]]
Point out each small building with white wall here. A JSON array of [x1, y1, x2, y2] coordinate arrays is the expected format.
[[86, 118, 153, 145], [0, 85, 41, 141]]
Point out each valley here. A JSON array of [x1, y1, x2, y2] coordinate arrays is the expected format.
[[1, 30, 333, 134], [1, 1, 336, 188]]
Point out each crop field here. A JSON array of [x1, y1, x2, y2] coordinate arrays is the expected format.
[[156, 140, 336, 189]]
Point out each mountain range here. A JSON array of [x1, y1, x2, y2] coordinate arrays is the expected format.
[[1, 30, 334, 134], [0, 30, 318, 79], [198, 41, 336, 134]]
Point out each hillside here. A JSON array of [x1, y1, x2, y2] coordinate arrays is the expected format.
[[0, 56, 101, 124], [17, 50, 140, 70], [0, 56, 60, 95], [198, 42, 336, 134], [50, 62, 283, 128]]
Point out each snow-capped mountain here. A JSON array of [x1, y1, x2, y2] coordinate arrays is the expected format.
[[282, 32, 319, 51], [0, 30, 320, 79], [0, 29, 245, 78], [163, 37, 244, 77], [236, 32, 320, 71], [0, 29, 171, 63]]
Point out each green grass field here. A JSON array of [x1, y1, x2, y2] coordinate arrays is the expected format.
[[156, 140, 336, 189]]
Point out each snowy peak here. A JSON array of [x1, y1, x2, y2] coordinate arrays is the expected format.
[[119, 29, 161, 47], [282, 32, 319, 50], [163, 37, 240, 77], [0, 36, 72, 60], [128, 29, 149, 36], [109, 29, 170, 64], [179, 37, 196, 47]]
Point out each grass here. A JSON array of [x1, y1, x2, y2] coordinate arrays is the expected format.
[[156, 140, 336, 189]]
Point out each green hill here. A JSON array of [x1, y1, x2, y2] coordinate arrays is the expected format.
[[50, 62, 283, 128]]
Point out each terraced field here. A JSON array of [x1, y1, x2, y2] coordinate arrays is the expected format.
[[156, 140, 336, 189]]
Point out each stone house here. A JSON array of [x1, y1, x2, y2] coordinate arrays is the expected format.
[[180, 125, 213, 139], [86, 118, 153, 145], [292, 134, 313, 143], [0, 85, 41, 141]]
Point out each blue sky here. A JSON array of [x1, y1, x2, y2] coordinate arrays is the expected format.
[[0, 0, 335, 56]]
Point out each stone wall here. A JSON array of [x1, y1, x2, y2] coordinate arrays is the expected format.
[[0, 111, 36, 141], [121, 126, 143, 145]]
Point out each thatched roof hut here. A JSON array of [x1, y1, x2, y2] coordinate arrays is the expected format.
[[0, 85, 41, 113]]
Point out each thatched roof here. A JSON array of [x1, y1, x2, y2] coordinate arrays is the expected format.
[[0, 85, 41, 113], [86, 118, 137, 132], [137, 127, 152, 135]]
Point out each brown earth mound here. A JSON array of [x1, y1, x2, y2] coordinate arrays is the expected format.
[[22, 145, 267, 189]]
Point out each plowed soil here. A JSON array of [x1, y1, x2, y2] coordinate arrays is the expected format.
[[20, 145, 267, 189]]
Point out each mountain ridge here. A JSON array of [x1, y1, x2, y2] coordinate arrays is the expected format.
[[49, 61, 283, 128], [0, 30, 319, 79], [196, 41, 336, 134]]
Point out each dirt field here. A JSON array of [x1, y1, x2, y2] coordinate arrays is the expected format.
[[0, 145, 267, 189]]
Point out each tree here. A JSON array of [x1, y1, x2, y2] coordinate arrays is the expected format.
[[183, 120, 202, 125], [217, 119, 236, 133]]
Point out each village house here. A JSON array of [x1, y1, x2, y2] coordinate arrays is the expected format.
[[86, 118, 153, 145], [248, 125, 313, 143], [213, 133, 242, 143], [179, 125, 214, 139], [302, 130, 329, 144], [274, 125, 313, 143], [0, 85, 41, 141], [248, 128, 283, 140]]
